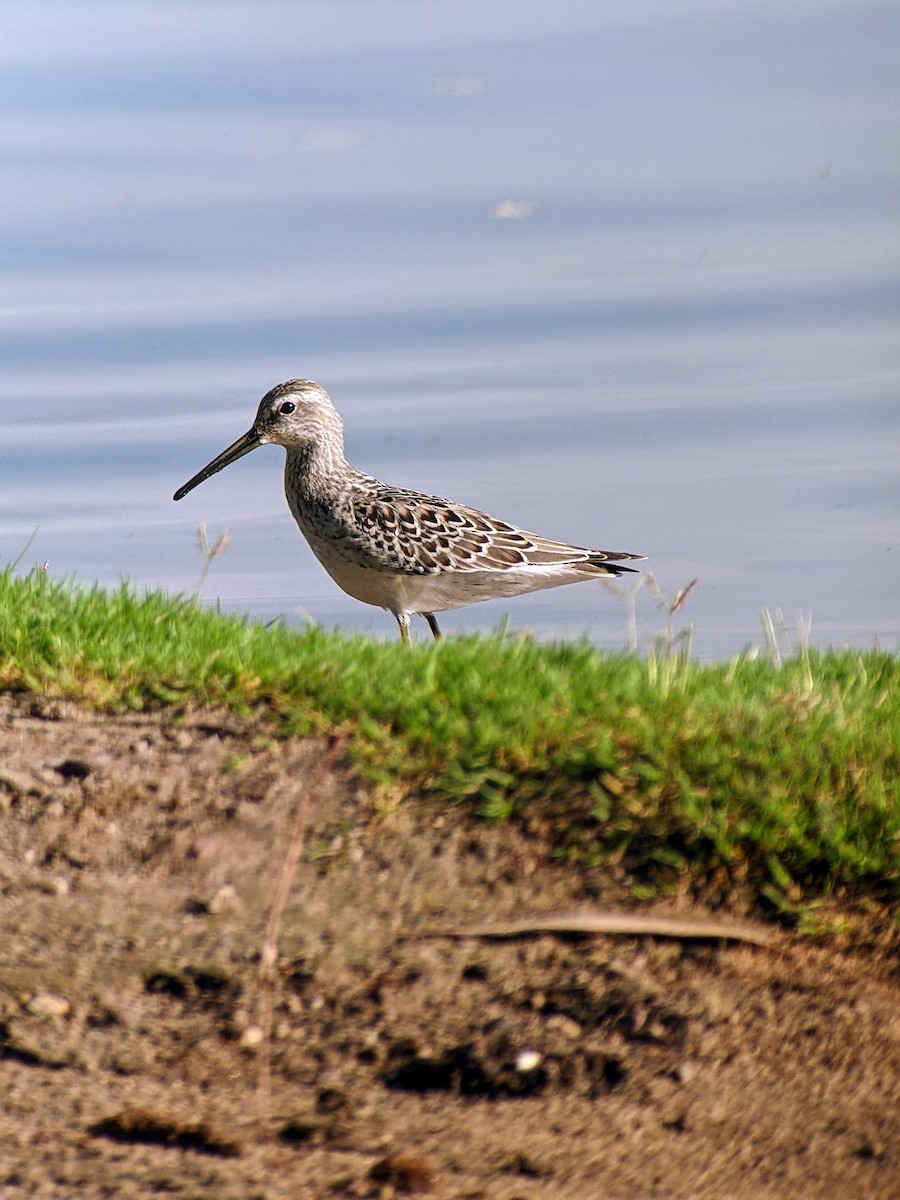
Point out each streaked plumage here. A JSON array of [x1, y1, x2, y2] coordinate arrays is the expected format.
[[174, 379, 644, 642]]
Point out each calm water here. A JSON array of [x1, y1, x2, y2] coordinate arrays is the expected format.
[[2, 2, 898, 656]]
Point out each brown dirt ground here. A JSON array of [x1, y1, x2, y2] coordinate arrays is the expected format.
[[0, 693, 897, 1200]]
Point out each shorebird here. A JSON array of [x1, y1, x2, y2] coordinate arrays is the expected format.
[[174, 380, 644, 643]]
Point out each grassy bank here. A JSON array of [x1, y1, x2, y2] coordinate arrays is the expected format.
[[1, 566, 897, 916]]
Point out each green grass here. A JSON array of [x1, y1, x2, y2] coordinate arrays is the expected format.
[[2, 565, 897, 913]]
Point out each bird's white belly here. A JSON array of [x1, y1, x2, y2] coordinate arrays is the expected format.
[[314, 546, 598, 615]]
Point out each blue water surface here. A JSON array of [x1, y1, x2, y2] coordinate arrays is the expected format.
[[2, 1, 898, 655]]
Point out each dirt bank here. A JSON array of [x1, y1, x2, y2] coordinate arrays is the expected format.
[[0, 694, 897, 1198]]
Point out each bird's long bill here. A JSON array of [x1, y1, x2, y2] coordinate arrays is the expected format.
[[173, 428, 261, 501]]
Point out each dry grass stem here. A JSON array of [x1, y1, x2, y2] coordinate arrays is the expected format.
[[256, 734, 347, 1141], [416, 909, 777, 949], [194, 521, 231, 597]]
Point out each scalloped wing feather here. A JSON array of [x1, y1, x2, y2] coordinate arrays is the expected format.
[[351, 488, 643, 577]]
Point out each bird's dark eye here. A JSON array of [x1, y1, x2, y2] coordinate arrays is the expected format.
[[279, 401, 296, 415]]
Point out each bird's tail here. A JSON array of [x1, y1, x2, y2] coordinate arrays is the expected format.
[[585, 550, 645, 576]]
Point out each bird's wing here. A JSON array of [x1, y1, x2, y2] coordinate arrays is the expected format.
[[350, 487, 643, 576]]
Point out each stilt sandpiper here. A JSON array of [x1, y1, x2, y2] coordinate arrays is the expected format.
[[174, 380, 644, 643]]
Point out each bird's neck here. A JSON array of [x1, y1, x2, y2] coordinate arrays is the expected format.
[[284, 438, 350, 504]]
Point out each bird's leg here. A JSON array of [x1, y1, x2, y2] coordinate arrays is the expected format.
[[393, 611, 412, 645], [423, 612, 443, 641]]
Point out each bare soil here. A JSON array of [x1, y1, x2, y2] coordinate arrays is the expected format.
[[0, 693, 897, 1199]]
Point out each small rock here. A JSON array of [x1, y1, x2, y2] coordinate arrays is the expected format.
[[357, 1029, 380, 1062], [26, 992, 70, 1018], [2, 1027, 69, 1069], [110, 1047, 151, 1075], [546, 1014, 582, 1040], [515, 1049, 542, 1073], [675, 1060, 699, 1085], [208, 883, 240, 914], [239, 1025, 264, 1051], [661, 1104, 688, 1132]]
